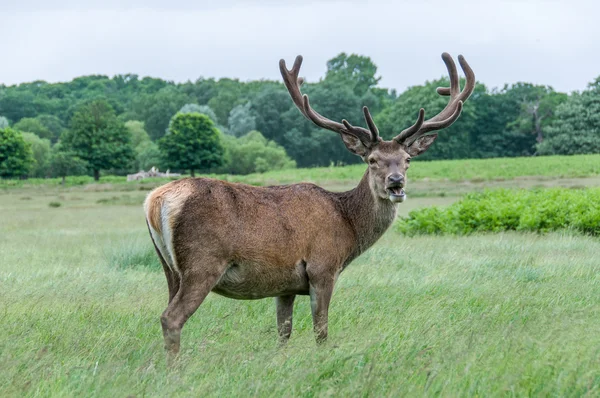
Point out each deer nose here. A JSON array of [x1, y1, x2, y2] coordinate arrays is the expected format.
[[387, 174, 404, 186]]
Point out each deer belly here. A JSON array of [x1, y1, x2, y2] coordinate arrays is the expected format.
[[212, 260, 309, 299]]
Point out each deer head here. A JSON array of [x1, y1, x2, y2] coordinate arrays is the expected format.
[[280, 53, 475, 203]]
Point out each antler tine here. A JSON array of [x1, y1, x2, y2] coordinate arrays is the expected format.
[[395, 108, 425, 143], [363, 106, 380, 142], [280, 55, 377, 146], [279, 56, 310, 120], [404, 101, 463, 146], [394, 53, 475, 145]]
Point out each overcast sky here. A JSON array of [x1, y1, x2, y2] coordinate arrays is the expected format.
[[1, 0, 597, 93]]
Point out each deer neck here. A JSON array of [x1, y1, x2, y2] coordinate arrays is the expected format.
[[336, 169, 398, 258]]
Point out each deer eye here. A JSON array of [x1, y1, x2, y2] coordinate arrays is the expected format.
[[368, 158, 377, 166], [406, 158, 411, 165]]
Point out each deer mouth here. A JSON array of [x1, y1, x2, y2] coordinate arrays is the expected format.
[[387, 186, 406, 203]]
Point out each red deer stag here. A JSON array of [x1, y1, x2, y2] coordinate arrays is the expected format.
[[144, 53, 475, 355]]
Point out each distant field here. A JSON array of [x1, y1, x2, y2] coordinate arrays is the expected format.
[[2, 154, 600, 190], [1, 188, 599, 396]]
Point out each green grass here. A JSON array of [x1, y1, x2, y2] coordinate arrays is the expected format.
[[2, 153, 600, 189], [1, 185, 599, 396]]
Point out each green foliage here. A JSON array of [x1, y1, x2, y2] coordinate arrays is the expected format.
[[131, 87, 191, 140], [0, 53, 587, 169], [21, 132, 51, 178], [396, 188, 600, 236], [48, 145, 89, 183], [537, 82, 600, 155], [0, 127, 34, 178], [376, 78, 480, 160], [125, 120, 150, 148], [14, 115, 65, 144], [61, 100, 134, 180], [325, 53, 381, 96], [178, 103, 218, 124], [135, 141, 162, 171], [159, 112, 225, 176], [227, 102, 256, 137], [219, 130, 295, 174], [504, 84, 567, 144], [34, 114, 66, 143]]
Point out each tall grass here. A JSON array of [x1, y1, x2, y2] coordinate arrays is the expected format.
[[1, 185, 600, 396]]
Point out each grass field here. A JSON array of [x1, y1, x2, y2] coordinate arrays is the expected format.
[[1, 165, 600, 396], [3, 153, 600, 190]]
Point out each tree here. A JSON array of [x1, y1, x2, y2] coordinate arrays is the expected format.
[[125, 120, 162, 170], [159, 112, 225, 176], [35, 114, 65, 143], [48, 144, 89, 185], [207, 78, 244, 124], [61, 100, 134, 180], [218, 130, 295, 174], [0, 116, 8, 129], [537, 80, 600, 155], [251, 86, 294, 143], [131, 87, 191, 140], [125, 120, 151, 148], [135, 141, 163, 171], [325, 53, 381, 96], [178, 104, 219, 124], [503, 83, 567, 145], [14, 118, 50, 140], [21, 132, 51, 178], [227, 102, 256, 137], [0, 127, 34, 178]]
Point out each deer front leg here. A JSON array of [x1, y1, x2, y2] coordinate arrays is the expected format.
[[308, 277, 335, 344], [275, 295, 296, 344]]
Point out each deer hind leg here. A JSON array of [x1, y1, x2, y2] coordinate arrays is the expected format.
[[160, 258, 228, 357], [149, 234, 180, 303], [276, 295, 296, 344]]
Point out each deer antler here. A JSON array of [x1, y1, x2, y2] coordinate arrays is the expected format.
[[394, 53, 475, 146], [279, 55, 380, 147]]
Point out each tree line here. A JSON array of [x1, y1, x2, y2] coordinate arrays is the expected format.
[[1, 53, 599, 180]]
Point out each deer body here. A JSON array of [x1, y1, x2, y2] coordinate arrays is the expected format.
[[146, 170, 395, 300], [146, 53, 475, 356]]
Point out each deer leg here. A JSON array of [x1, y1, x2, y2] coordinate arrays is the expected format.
[[309, 279, 335, 344], [160, 262, 227, 357], [276, 295, 296, 344]]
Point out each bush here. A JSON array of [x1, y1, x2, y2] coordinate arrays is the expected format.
[[396, 188, 600, 236]]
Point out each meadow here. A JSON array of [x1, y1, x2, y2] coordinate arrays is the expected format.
[[1, 155, 600, 396]]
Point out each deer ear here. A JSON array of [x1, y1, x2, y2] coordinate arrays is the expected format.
[[340, 132, 370, 157], [406, 134, 438, 157]]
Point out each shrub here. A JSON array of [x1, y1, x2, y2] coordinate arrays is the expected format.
[[396, 188, 600, 236]]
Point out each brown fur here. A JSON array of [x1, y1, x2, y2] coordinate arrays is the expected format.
[[146, 53, 474, 356]]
